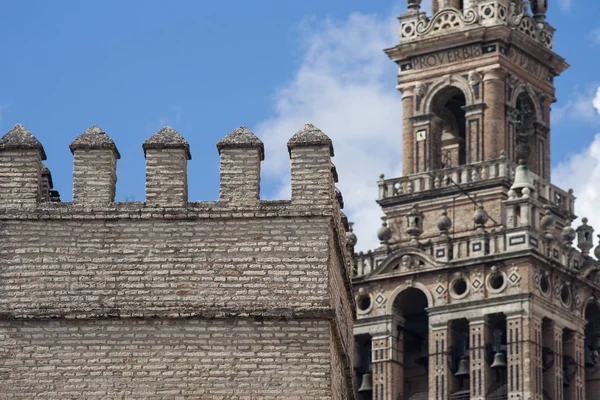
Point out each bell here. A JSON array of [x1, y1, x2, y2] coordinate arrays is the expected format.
[[585, 346, 597, 368], [415, 346, 428, 367], [563, 368, 570, 388], [358, 373, 373, 393], [455, 357, 470, 378], [510, 163, 535, 192], [490, 351, 507, 369]]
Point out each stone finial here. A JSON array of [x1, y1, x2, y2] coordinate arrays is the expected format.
[[143, 126, 191, 160], [0, 124, 47, 160], [407, 0, 421, 12], [69, 125, 120, 158], [540, 206, 555, 232], [531, 0, 547, 22], [561, 219, 576, 248], [346, 222, 358, 248], [473, 201, 489, 230], [287, 124, 334, 156], [595, 235, 600, 260], [378, 216, 392, 245], [577, 217, 595, 256], [217, 126, 264, 160], [437, 205, 452, 235]]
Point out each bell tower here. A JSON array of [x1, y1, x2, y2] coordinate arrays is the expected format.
[[351, 1, 600, 400]]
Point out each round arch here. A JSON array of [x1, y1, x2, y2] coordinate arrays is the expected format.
[[386, 282, 434, 315], [510, 83, 543, 122], [421, 75, 475, 115]]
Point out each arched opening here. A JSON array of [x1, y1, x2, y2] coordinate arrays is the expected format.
[[511, 92, 545, 177], [585, 303, 600, 396], [431, 86, 467, 170], [393, 288, 430, 399], [355, 334, 373, 399]]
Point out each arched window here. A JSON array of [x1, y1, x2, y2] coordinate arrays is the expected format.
[[430, 87, 467, 169], [510, 92, 545, 177]]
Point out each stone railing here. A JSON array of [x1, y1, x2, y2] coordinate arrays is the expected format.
[[377, 158, 576, 215], [378, 157, 513, 201]]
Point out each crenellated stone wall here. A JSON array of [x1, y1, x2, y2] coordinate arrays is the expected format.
[[0, 123, 355, 399]]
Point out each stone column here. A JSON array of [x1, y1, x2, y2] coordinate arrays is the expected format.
[[430, 321, 452, 400], [402, 86, 416, 176], [483, 68, 506, 161], [469, 317, 491, 400]]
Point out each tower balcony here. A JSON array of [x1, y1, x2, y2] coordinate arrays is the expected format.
[[377, 156, 575, 216]]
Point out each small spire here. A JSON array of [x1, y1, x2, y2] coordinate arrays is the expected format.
[[143, 126, 191, 160], [69, 125, 120, 158], [216, 126, 264, 160], [0, 124, 47, 160], [577, 217, 595, 256], [287, 124, 334, 156]]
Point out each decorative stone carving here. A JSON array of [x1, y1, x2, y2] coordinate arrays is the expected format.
[[406, 205, 424, 245], [401, 254, 415, 270]]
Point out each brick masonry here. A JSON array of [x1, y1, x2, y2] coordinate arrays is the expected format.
[[0, 124, 355, 399]]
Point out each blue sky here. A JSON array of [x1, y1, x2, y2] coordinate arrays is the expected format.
[[1, 0, 599, 250]]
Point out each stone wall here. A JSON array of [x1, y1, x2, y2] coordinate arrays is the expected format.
[[0, 123, 355, 399]]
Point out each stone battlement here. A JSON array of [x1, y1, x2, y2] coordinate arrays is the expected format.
[[0, 123, 341, 210], [0, 123, 356, 399]]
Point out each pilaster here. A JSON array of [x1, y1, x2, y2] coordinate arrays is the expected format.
[[402, 86, 416, 176], [430, 321, 452, 400], [483, 68, 506, 161], [469, 316, 492, 400]]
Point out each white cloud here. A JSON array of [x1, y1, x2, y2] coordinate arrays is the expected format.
[[589, 28, 600, 46], [559, 0, 573, 11], [256, 9, 404, 251], [552, 86, 600, 125], [553, 87, 600, 244]]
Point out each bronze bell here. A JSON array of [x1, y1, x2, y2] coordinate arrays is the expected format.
[[563, 368, 570, 388], [490, 351, 507, 369], [585, 346, 597, 368], [455, 357, 470, 378], [358, 372, 373, 392]]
